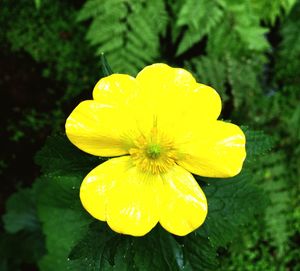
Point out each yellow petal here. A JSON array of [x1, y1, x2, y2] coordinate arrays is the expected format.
[[159, 165, 207, 236], [177, 121, 246, 178], [135, 64, 221, 134], [136, 63, 196, 95], [65, 100, 138, 156], [186, 83, 222, 120], [80, 156, 131, 221], [93, 74, 140, 106], [106, 165, 162, 237], [80, 156, 162, 236], [135, 64, 196, 113]]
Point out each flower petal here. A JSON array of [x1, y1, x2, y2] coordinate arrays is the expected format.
[[80, 156, 131, 221], [80, 156, 162, 236], [136, 64, 222, 130], [177, 121, 246, 178], [65, 100, 139, 156], [106, 165, 162, 236], [136, 63, 196, 95], [93, 74, 140, 106], [159, 165, 207, 236]]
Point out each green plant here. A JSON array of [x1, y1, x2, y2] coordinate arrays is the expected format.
[[1, 0, 300, 270]]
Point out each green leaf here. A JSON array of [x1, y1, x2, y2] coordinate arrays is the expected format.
[[186, 53, 266, 112], [258, 151, 292, 256], [100, 52, 113, 77], [35, 134, 100, 175], [199, 170, 267, 247], [3, 188, 40, 234], [69, 223, 185, 271], [251, 0, 296, 25], [133, 227, 184, 271], [78, 0, 168, 74], [182, 233, 217, 270], [34, 135, 99, 270], [207, 2, 269, 57], [69, 222, 118, 271], [1, 187, 45, 269], [175, 0, 224, 55], [242, 128, 274, 163], [36, 173, 93, 271]]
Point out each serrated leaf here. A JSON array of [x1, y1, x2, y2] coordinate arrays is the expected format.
[[242, 128, 274, 163], [133, 227, 184, 271], [35, 134, 100, 174], [34, 135, 99, 270], [199, 170, 266, 248], [69, 223, 185, 271], [69, 222, 135, 271], [36, 173, 93, 271], [182, 233, 217, 270]]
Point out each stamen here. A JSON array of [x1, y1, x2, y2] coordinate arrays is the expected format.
[[146, 144, 161, 159], [129, 123, 177, 174]]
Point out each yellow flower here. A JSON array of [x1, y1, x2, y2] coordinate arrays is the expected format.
[[65, 63, 246, 237]]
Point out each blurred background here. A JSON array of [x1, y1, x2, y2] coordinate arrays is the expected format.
[[0, 0, 299, 270]]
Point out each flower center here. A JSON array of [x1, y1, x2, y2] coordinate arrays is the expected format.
[[129, 124, 177, 174], [146, 143, 161, 159]]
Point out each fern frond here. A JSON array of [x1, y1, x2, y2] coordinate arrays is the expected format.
[[251, 0, 297, 25], [185, 56, 228, 102], [175, 0, 224, 55], [256, 151, 292, 256], [185, 53, 264, 111], [78, 0, 168, 75], [276, 2, 300, 83], [207, 2, 269, 57]]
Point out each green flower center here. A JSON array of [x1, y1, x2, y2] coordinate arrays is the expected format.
[[146, 144, 161, 159]]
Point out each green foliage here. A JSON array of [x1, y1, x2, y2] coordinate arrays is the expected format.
[[1, 188, 45, 270], [34, 0, 42, 9], [70, 223, 185, 271], [206, 1, 269, 57], [3, 188, 40, 234], [1, 0, 300, 270], [259, 152, 291, 255], [34, 136, 98, 270], [175, 0, 224, 55], [77, 0, 168, 74], [186, 54, 264, 111], [1, 0, 99, 101], [251, 0, 296, 25]]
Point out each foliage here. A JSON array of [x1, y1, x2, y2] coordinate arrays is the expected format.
[[1, 0, 300, 270], [77, 0, 168, 75], [1, 188, 45, 270], [0, 0, 99, 101]]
